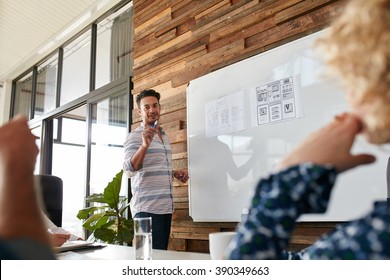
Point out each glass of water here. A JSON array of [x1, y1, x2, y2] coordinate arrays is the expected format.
[[134, 217, 152, 260]]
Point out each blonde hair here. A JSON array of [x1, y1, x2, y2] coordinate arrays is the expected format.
[[317, 0, 390, 143]]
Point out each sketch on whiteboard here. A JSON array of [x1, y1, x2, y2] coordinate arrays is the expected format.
[[250, 76, 302, 126], [205, 90, 246, 138]]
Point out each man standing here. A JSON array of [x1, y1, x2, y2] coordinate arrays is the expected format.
[[123, 89, 188, 250]]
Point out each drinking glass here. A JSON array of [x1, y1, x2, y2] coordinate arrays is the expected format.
[[134, 217, 152, 260]]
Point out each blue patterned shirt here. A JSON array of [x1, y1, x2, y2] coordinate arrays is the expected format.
[[228, 163, 390, 260], [123, 124, 174, 217]]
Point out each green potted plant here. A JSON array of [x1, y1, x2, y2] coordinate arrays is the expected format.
[[77, 170, 133, 245]]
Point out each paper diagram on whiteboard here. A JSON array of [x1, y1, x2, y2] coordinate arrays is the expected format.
[[250, 76, 303, 126], [205, 91, 246, 138]]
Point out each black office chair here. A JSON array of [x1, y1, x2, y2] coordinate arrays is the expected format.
[[35, 174, 63, 227]]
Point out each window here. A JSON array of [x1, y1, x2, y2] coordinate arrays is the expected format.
[[96, 3, 133, 89], [60, 30, 91, 105], [13, 72, 33, 117], [52, 107, 87, 238], [90, 93, 128, 195], [31, 125, 42, 174], [10, 0, 133, 240], [35, 54, 58, 117]]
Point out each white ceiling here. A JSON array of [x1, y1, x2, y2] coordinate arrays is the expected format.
[[0, 0, 122, 84]]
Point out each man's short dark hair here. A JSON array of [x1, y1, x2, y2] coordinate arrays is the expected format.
[[136, 89, 161, 108]]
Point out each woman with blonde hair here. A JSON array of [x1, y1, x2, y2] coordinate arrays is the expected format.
[[228, 0, 390, 259]]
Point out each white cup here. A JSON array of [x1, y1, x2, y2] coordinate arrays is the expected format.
[[209, 231, 236, 260]]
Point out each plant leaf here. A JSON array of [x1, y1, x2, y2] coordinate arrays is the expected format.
[[117, 224, 133, 244], [82, 212, 107, 231], [77, 206, 108, 220], [103, 210, 117, 217], [94, 227, 115, 243], [77, 170, 134, 245], [85, 193, 106, 203], [103, 170, 123, 209], [95, 215, 115, 229], [122, 218, 134, 228]]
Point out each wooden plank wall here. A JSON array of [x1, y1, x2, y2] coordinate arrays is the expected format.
[[132, 0, 347, 253]]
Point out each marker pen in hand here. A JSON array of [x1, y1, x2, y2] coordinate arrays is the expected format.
[[153, 120, 158, 128]]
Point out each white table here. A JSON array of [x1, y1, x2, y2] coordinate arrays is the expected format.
[[57, 243, 211, 260]]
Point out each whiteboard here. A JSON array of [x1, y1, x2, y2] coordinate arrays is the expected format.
[[187, 29, 388, 222]]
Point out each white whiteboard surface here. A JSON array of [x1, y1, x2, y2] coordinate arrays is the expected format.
[[187, 29, 388, 222]]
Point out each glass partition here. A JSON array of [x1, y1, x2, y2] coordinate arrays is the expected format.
[[60, 30, 91, 105], [52, 106, 87, 238], [96, 3, 133, 89], [90, 93, 128, 196], [31, 125, 42, 174], [13, 72, 33, 118], [35, 54, 58, 117]]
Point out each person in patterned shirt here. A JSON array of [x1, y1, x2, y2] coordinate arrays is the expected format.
[[228, 0, 390, 260]]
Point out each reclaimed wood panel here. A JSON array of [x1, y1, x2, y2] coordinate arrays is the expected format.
[[192, 0, 259, 36], [172, 157, 187, 169], [245, 1, 346, 52], [134, 8, 172, 42], [151, 82, 187, 100], [173, 185, 189, 198], [134, 31, 192, 67], [171, 39, 245, 86], [134, 29, 177, 58], [133, 43, 207, 78], [195, 0, 230, 20], [275, 0, 334, 24], [133, 0, 173, 27], [155, 0, 225, 37], [173, 151, 187, 160], [208, 0, 304, 43]]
